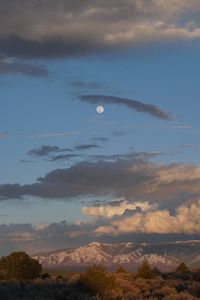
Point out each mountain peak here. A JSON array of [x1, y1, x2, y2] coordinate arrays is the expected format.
[[33, 240, 200, 271], [88, 242, 102, 247]]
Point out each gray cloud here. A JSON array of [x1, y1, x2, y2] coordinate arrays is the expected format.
[[74, 143, 101, 151], [49, 153, 79, 161], [78, 94, 172, 120], [26, 143, 104, 162], [2, 153, 200, 214], [0, 1, 200, 59], [0, 34, 103, 59], [0, 154, 156, 200], [0, 59, 49, 77], [0, 221, 94, 255], [90, 152, 160, 162], [27, 145, 73, 158], [21, 160, 35, 163]]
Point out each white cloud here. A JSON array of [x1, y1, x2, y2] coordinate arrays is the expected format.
[[82, 199, 157, 218], [95, 200, 200, 235]]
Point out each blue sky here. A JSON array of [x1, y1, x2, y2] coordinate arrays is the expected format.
[[0, 0, 200, 254], [1, 45, 200, 221], [1, 46, 200, 179]]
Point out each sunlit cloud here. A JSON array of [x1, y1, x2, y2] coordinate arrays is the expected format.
[[95, 200, 200, 235], [82, 199, 158, 219]]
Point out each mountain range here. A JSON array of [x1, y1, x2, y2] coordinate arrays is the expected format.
[[33, 240, 200, 271]]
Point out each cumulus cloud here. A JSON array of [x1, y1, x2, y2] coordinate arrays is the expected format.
[[95, 200, 200, 235], [155, 164, 200, 184], [78, 95, 172, 120], [0, 0, 200, 59], [1, 201, 199, 255], [82, 199, 158, 218]]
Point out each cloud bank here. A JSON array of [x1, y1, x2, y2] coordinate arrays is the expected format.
[[0, 199, 200, 255], [0, 221, 94, 255], [0, 0, 200, 59], [1, 154, 200, 211], [1, 153, 200, 237]]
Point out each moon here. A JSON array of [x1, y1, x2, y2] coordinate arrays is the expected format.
[[96, 106, 104, 114]]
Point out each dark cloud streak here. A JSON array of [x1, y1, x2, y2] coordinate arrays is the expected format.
[[49, 154, 79, 161], [74, 144, 101, 151], [27, 145, 73, 157], [78, 94, 173, 120]]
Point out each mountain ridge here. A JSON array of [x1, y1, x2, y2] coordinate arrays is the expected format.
[[33, 240, 200, 271]]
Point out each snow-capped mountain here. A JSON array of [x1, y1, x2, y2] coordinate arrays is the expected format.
[[33, 240, 200, 270]]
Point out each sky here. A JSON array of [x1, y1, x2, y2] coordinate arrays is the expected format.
[[0, 0, 200, 255]]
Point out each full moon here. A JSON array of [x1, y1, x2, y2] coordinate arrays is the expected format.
[[96, 106, 104, 114]]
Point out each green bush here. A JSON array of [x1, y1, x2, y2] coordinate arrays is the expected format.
[[137, 259, 153, 279], [77, 265, 116, 297], [0, 251, 42, 280]]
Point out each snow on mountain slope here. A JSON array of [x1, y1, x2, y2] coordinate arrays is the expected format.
[[34, 242, 112, 266], [33, 240, 200, 270]]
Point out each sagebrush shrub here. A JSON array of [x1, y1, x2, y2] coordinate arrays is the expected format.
[[77, 265, 116, 297], [137, 260, 153, 279]]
